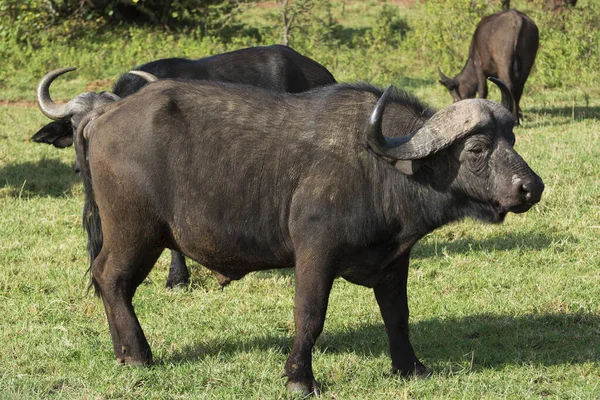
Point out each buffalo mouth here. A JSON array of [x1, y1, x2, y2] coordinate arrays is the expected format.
[[473, 196, 537, 224], [507, 201, 536, 214], [472, 200, 508, 224]]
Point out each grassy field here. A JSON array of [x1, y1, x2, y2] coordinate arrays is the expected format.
[[1, 1, 600, 399]]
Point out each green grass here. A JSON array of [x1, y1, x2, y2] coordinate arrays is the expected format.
[[1, 1, 600, 398]]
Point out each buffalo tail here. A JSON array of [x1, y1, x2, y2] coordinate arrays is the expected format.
[[75, 113, 103, 296]]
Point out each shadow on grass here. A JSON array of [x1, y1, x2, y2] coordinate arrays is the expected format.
[[0, 158, 79, 197], [523, 105, 600, 128], [164, 312, 598, 370], [412, 231, 564, 259], [529, 105, 600, 120]]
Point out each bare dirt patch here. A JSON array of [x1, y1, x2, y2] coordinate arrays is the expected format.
[[86, 78, 113, 92], [0, 100, 39, 108]]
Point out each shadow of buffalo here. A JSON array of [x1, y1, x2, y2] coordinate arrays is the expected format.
[[529, 105, 600, 121], [164, 312, 598, 371], [412, 231, 561, 259], [0, 158, 79, 197]]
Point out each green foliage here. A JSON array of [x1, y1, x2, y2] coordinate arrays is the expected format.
[[0, 0, 599, 98], [529, 2, 600, 88], [0, 0, 255, 44], [262, 0, 342, 49], [365, 4, 409, 50]]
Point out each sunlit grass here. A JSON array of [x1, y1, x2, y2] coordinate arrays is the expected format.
[[1, 0, 599, 397]]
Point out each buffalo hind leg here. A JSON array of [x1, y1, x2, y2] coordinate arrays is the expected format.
[[283, 251, 335, 396], [166, 250, 190, 289], [373, 253, 430, 377], [92, 245, 163, 365]]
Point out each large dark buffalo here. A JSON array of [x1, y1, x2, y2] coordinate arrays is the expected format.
[[73, 76, 543, 395], [438, 10, 539, 122], [33, 45, 336, 288]]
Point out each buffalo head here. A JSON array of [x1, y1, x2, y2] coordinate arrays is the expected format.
[[367, 79, 543, 223], [437, 67, 476, 103]]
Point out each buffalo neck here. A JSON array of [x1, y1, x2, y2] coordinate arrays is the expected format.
[[377, 159, 464, 242], [455, 59, 479, 99]]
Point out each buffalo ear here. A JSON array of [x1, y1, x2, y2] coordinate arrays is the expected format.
[[31, 120, 73, 148], [394, 159, 421, 175]]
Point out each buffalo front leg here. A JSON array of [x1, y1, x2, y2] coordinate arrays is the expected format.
[[283, 255, 335, 396], [373, 253, 430, 377], [166, 250, 190, 288]]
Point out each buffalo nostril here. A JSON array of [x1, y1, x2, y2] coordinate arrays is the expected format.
[[521, 184, 533, 202], [521, 180, 543, 204]]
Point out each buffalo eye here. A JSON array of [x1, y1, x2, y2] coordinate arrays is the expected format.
[[466, 140, 491, 156], [462, 138, 492, 172], [468, 145, 486, 154]]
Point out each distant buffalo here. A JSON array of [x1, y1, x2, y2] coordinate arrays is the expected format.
[[33, 45, 336, 289], [438, 10, 539, 122]]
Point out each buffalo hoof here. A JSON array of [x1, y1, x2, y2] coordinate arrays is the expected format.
[[286, 378, 321, 396], [115, 356, 153, 366], [165, 276, 189, 289], [115, 346, 153, 366], [392, 362, 432, 378]]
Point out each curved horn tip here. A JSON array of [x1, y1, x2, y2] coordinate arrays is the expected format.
[[381, 85, 394, 101], [437, 67, 448, 79], [370, 85, 394, 124], [36, 67, 79, 120], [488, 77, 517, 117], [128, 70, 159, 83]]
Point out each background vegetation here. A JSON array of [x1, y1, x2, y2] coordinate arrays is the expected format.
[[0, 0, 599, 398]]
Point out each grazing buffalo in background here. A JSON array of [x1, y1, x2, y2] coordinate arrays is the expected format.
[[438, 10, 539, 122], [33, 44, 336, 289], [32, 45, 336, 150], [73, 75, 543, 395]]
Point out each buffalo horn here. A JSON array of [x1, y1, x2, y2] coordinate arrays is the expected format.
[[366, 90, 496, 160], [104, 92, 122, 101], [365, 86, 414, 159], [37, 67, 78, 120], [127, 70, 159, 82], [488, 77, 517, 117], [437, 67, 454, 86]]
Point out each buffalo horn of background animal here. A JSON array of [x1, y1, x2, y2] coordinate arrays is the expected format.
[[488, 77, 517, 117], [37, 67, 122, 120], [437, 67, 453, 85], [37, 67, 80, 120], [366, 87, 495, 160], [127, 70, 159, 82]]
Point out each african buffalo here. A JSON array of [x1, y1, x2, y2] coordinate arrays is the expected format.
[[438, 10, 539, 122], [33, 45, 336, 288], [72, 75, 543, 395]]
